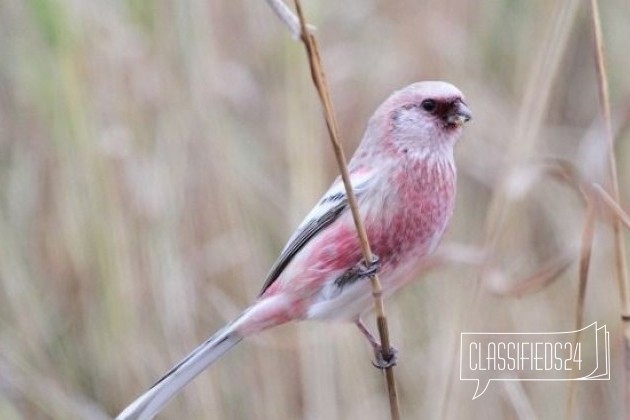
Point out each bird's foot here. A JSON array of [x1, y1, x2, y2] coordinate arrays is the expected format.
[[335, 255, 381, 289], [372, 345, 399, 369], [356, 254, 380, 278], [355, 318, 398, 369]]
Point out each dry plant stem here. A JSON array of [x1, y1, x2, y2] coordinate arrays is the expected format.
[[593, 184, 630, 229], [487, 253, 573, 297], [484, 0, 580, 245], [588, 1, 630, 417], [264, 0, 302, 39], [291, 1, 400, 419], [589, 0, 630, 311], [566, 199, 597, 420]]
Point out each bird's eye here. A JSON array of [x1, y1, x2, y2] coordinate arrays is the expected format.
[[421, 99, 437, 112]]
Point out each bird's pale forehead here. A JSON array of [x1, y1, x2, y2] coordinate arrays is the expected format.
[[407, 81, 464, 100]]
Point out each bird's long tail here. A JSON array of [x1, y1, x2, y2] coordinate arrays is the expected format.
[[116, 319, 243, 420]]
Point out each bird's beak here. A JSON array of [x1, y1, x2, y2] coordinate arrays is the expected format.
[[446, 101, 472, 127]]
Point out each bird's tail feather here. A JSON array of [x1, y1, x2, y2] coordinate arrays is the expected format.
[[116, 319, 243, 420]]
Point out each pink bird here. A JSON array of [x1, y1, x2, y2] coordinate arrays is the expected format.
[[118, 81, 471, 419]]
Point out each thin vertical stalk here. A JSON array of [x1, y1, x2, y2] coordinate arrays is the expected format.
[[588, 1, 630, 417], [291, 1, 400, 419], [566, 197, 596, 420]]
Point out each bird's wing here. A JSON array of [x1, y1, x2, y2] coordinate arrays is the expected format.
[[259, 169, 375, 295]]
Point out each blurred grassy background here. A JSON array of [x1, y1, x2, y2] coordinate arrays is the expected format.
[[1, 0, 630, 418]]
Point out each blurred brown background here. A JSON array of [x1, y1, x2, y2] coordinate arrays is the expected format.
[[1, 0, 629, 418]]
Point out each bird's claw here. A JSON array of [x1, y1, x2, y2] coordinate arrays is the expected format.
[[371, 345, 398, 369], [358, 254, 380, 278]]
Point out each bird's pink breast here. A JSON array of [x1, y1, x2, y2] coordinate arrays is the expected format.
[[367, 157, 456, 273]]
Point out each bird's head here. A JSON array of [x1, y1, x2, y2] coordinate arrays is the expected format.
[[363, 81, 471, 158]]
